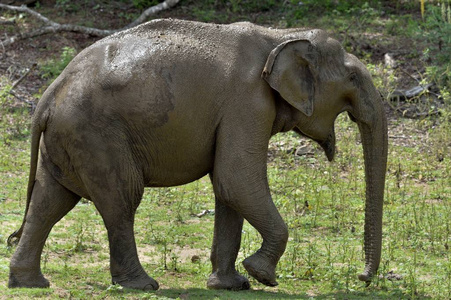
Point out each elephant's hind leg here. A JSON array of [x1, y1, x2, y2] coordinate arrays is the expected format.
[[9, 162, 80, 288], [79, 160, 158, 291]]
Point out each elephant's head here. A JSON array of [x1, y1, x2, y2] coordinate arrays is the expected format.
[[263, 30, 388, 283]]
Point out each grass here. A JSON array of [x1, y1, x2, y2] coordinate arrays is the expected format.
[[1, 0, 451, 299], [0, 98, 449, 298]]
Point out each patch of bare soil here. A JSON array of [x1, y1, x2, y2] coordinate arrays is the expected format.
[[1, 1, 128, 103]]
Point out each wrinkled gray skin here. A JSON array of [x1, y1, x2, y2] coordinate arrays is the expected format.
[[8, 19, 387, 291]]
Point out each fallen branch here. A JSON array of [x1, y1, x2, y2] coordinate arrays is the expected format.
[[0, 3, 58, 26], [0, 0, 180, 46], [11, 63, 36, 90], [401, 110, 441, 119], [123, 0, 180, 30], [1, 24, 113, 46], [390, 83, 434, 100], [0, 17, 15, 25], [399, 68, 422, 85], [9, 89, 36, 111]]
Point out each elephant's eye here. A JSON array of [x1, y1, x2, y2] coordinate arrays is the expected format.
[[349, 73, 358, 86]]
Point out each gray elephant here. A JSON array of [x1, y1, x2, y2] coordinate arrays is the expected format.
[[8, 19, 387, 291]]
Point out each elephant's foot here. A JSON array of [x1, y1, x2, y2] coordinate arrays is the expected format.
[[8, 269, 50, 288], [242, 252, 278, 287], [112, 272, 159, 291], [207, 271, 250, 290]]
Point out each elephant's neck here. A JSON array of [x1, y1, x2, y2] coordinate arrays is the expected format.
[[271, 98, 302, 135]]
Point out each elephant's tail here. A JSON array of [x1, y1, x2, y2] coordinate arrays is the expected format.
[[7, 111, 46, 247]]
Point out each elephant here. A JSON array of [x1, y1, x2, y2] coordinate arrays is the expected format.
[[7, 18, 388, 291]]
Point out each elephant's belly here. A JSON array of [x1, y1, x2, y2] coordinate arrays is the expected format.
[[144, 153, 214, 187], [139, 115, 217, 187]]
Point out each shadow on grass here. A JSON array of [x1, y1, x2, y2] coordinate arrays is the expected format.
[[0, 283, 432, 299], [104, 286, 432, 299]]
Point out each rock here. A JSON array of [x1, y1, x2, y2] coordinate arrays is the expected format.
[[196, 209, 214, 218], [384, 53, 398, 68]]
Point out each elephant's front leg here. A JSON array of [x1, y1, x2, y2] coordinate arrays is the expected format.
[[207, 187, 249, 290], [212, 130, 288, 287], [240, 191, 288, 287]]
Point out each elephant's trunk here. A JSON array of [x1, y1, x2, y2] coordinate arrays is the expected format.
[[354, 92, 388, 283]]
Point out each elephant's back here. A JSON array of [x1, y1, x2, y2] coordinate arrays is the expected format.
[[35, 18, 277, 190]]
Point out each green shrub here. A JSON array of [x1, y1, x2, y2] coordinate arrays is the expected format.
[[40, 46, 77, 81], [0, 79, 30, 142], [420, 2, 451, 89]]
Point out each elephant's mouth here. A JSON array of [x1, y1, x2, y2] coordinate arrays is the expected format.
[[293, 128, 336, 162], [319, 130, 336, 162]]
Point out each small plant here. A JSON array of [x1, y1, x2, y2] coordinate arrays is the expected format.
[[55, 0, 82, 15], [0, 82, 13, 113], [0, 79, 31, 142], [132, 0, 160, 10], [366, 62, 398, 98], [73, 222, 87, 252]]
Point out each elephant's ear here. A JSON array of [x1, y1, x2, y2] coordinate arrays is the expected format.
[[262, 39, 319, 117]]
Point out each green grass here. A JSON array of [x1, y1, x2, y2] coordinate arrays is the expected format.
[[0, 99, 450, 298], [39, 46, 77, 83]]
